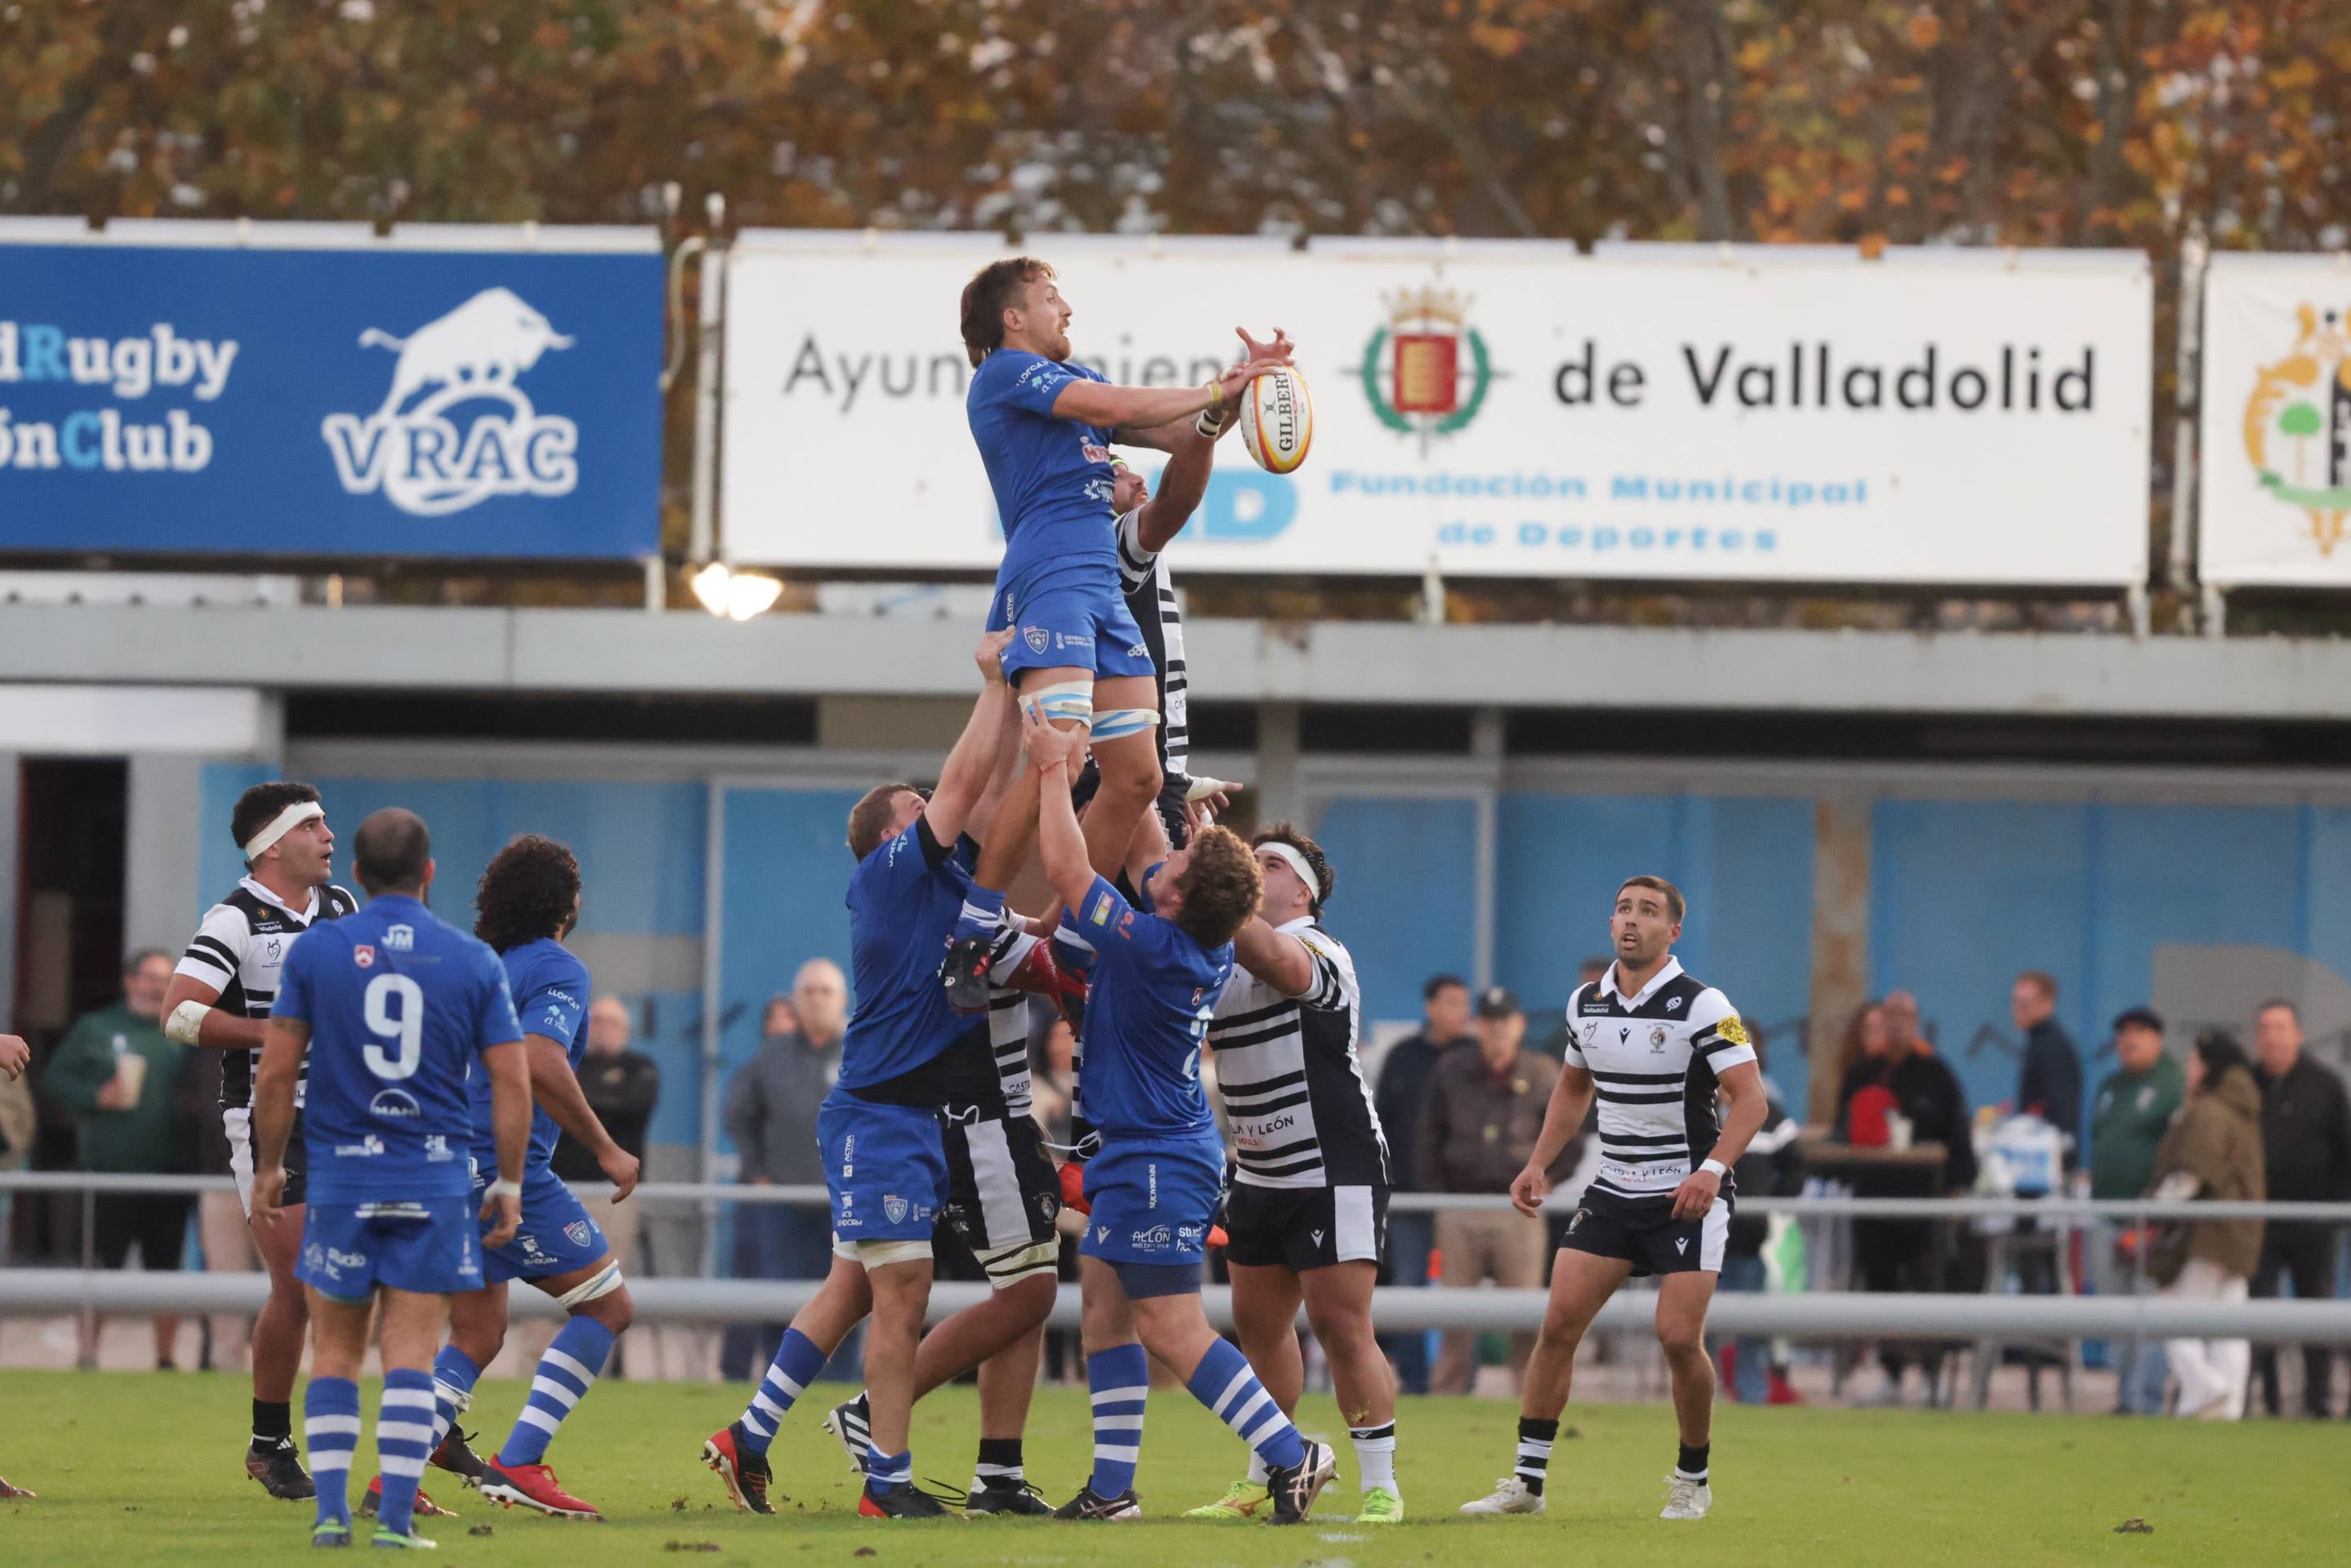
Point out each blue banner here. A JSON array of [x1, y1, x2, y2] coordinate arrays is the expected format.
[[0, 234, 663, 559]]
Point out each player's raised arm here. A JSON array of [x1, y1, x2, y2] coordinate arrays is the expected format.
[[924, 629, 1016, 846], [963, 666, 1027, 848], [1132, 412, 1236, 554], [1025, 700, 1097, 913], [1231, 916, 1316, 999]]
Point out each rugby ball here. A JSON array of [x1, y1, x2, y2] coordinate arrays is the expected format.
[[1240, 364, 1313, 474]]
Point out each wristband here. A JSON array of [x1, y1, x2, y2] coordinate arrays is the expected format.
[[1196, 406, 1228, 438], [1699, 1158, 1730, 1179], [486, 1178, 523, 1200], [1205, 377, 1223, 412]]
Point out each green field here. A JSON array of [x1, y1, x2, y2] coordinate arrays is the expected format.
[[0, 1370, 2337, 1566]]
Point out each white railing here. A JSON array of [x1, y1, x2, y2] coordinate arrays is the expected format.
[[4, 1171, 2348, 1341]]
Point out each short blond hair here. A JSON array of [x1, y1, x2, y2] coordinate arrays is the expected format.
[[1174, 824, 1263, 947]]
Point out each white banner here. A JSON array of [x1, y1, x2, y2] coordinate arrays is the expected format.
[[722, 235, 2151, 585], [2199, 256, 2351, 588]]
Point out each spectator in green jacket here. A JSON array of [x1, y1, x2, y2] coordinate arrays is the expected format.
[[41, 950, 191, 1370], [2087, 1006, 2184, 1414]]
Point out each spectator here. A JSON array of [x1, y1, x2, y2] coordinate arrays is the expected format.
[[2149, 1030, 2268, 1421], [1372, 973, 1474, 1394], [1842, 989, 1978, 1406], [1719, 1047, 1806, 1405], [554, 996, 661, 1375], [2247, 1000, 2351, 1420], [1418, 987, 1561, 1396], [40, 951, 190, 1370], [2088, 1006, 2185, 1414], [2, 1032, 34, 1267], [1831, 1000, 1890, 1116], [719, 961, 850, 1380], [2012, 970, 2083, 1163], [178, 1046, 259, 1371]]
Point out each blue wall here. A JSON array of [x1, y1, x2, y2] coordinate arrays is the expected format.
[[1309, 797, 1480, 1027], [1494, 792, 1816, 1111]]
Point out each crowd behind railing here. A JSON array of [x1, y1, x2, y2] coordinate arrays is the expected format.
[[5, 953, 2346, 1420]]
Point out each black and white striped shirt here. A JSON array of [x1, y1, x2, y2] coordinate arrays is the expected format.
[[986, 987, 1032, 1120], [1115, 506, 1188, 780], [174, 876, 359, 1110], [1563, 956, 1755, 1205], [1209, 920, 1391, 1189]]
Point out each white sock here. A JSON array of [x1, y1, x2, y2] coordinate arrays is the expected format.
[[1246, 1450, 1269, 1485], [1350, 1423, 1397, 1491]]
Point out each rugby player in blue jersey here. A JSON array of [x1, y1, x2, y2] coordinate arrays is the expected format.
[[373, 834, 643, 1523], [1020, 705, 1337, 1525], [939, 257, 1289, 1010], [249, 808, 532, 1551], [705, 630, 1043, 1520]]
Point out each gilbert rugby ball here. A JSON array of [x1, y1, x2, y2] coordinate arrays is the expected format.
[[1240, 364, 1313, 474]]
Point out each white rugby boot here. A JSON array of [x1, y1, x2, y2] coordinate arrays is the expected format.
[[1458, 1475, 1545, 1515]]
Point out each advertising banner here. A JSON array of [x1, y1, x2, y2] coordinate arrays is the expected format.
[[2199, 255, 2351, 588], [0, 222, 663, 559], [723, 235, 2151, 585]]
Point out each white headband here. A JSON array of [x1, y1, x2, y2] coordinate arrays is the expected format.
[[1257, 841, 1320, 901], [244, 800, 324, 862]]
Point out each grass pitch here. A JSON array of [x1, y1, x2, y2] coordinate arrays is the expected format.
[[0, 1370, 2335, 1566]]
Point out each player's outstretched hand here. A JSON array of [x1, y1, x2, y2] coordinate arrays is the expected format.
[[249, 1167, 287, 1227], [1022, 698, 1084, 773], [481, 1187, 523, 1250], [1668, 1166, 1721, 1223], [1236, 326, 1294, 365], [0, 1032, 29, 1080], [976, 626, 1015, 685], [1509, 1162, 1550, 1218], [600, 1146, 642, 1203]]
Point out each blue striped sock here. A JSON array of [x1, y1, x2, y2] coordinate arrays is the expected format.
[[497, 1316, 615, 1468], [865, 1446, 913, 1494], [374, 1369, 438, 1535], [953, 886, 1005, 946], [1085, 1342, 1150, 1499], [737, 1327, 827, 1459], [303, 1376, 361, 1528], [1186, 1339, 1303, 1472], [428, 1344, 480, 1454]]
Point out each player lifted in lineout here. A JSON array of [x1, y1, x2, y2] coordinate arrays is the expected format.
[[249, 808, 533, 1550], [162, 782, 359, 1501], [390, 835, 644, 1522], [1022, 704, 1336, 1525], [1458, 876, 1767, 1525], [938, 256, 1289, 1010]]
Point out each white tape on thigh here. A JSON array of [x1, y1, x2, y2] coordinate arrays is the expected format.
[[1090, 707, 1160, 743], [854, 1237, 934, 1270], [554, 1262, 624, 1310], [982, 1240, 1061, 1290], [1027, 679, 1094, 728]]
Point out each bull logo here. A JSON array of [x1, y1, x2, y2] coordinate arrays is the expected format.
[[321, 287, 581, 517]]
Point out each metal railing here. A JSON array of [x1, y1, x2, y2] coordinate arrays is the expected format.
[[4, 1171, 2347, 1342]]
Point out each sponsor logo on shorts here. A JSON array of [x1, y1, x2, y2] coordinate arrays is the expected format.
[[1126, 642, 1147, 657], [1675, 1237, 1689, 1255], [369, 1088, 421, 1120], [884, 1195, 908, 1225], [423, 1134, 456, 1163], [334, 1135, 386, 1157], [1130, 1225, 1173, 1251], [304, 1242, 370, 1281], [1176, 1223, 1203, 1247], [1568, 1208, 1590, 1234], [1311, 1228, 1325, 1247], [1022, 625, 1049, 655], [354, 944, 376, 969], [1053, 631, 1093, 651], [1147, 1162, 1159, 1209], [564, 1219, 592, 1248], [384, 924, 415, 951], [1095, 1223, 1110, 1244]]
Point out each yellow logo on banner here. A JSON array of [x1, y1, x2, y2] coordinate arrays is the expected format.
[[2243, 302, 2351, 556]]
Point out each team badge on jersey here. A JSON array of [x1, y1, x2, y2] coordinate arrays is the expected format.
[[1717, 1014, 1751, 1045], [354, 944, 375, 968], [1650, 1026, 1668, 1051]]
